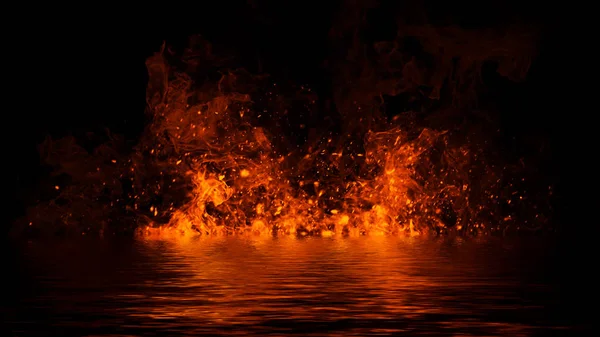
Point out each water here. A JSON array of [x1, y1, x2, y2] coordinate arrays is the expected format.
[[4, 235, 575, 336]]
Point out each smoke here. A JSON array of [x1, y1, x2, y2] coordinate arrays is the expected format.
[[13, 3, 550, 238]]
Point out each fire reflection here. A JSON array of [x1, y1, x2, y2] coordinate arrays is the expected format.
[[113, 236, 540, 335]]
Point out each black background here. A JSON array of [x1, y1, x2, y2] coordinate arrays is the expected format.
[[4, 0, 589, 329]]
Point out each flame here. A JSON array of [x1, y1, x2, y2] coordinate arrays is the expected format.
[[137, 46, 499, 239], [17, 30, 549, 239]]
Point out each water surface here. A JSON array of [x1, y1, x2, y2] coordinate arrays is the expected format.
[[5, 235, 572, 336]]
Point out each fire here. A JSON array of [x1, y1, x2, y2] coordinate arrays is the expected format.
[[17, 30, 549, 239], [137, 44, 490, 238]]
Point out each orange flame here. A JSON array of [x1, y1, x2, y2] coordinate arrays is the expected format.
[[137, 46, 494, 239]]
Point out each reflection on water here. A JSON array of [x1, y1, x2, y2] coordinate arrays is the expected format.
[[5, 235, 571, 336]]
